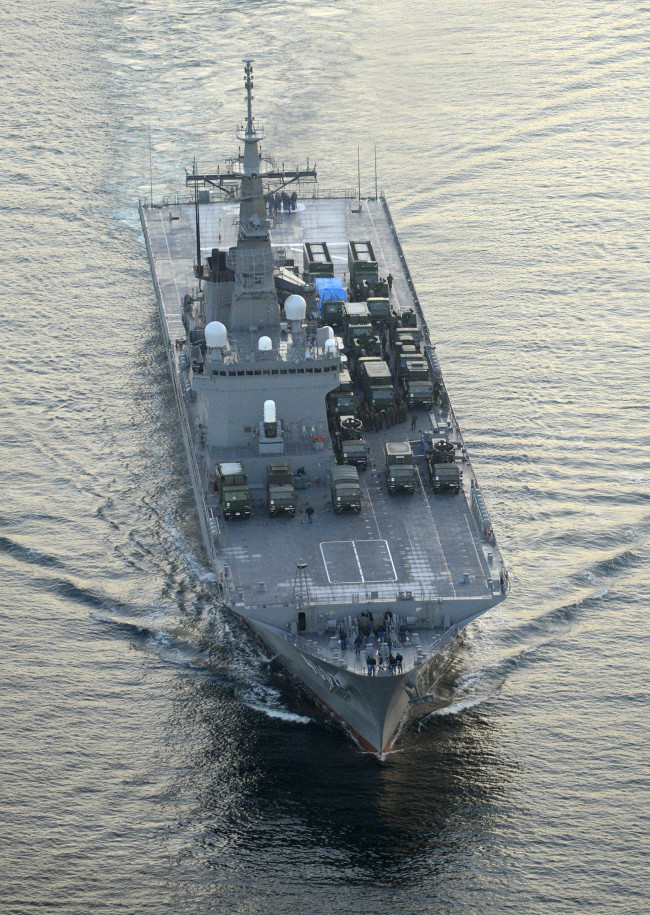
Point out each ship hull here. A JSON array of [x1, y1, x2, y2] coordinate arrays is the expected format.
[[241, 616, 459, 755]]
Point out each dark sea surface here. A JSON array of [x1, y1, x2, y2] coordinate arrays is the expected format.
[[1, 1, 649, 912]]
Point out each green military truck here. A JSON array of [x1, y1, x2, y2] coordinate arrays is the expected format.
[[358, 357, 395, 410], [429, 463, 461, 494], [402, 358, 434, 409], [343, 303, 380, 356], [385, 442, 416, 495], [391, 325, 421, 357], [348, 240, 378, 298], [366, 297, 392, 327], [348, 240, 389, 299], [426, 440, 461, 493], [343, 301, 371, 327], [215, 461, 252, 520], [303, 241, 334, 278], [266, 462, 296, 517], [315, 276, 347, 328], [326, 372, 357, 419], [346, 323, 380, 358], [334, 415, 369, 471], [329, 464, 362, 513]]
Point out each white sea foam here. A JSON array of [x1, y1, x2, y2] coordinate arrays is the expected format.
[[246, 702, 313, 724]]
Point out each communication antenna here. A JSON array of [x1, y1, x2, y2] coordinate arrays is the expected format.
[[193, 156, 202, 277], [374, 146, 378, 200], [242, 56, 255, 137], [357, 146, 361, 201], [148, 112, 153, 206]]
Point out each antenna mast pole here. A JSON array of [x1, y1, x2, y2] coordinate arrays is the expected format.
[[357, 146, 361, 201], [193, 157, 202, 278], [374, 146, 378, 200], [148, 114, 153, 206]]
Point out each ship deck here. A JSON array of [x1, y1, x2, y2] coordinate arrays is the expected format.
[[141, 194, 505, 633]]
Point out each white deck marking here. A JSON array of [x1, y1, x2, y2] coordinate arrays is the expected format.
[[320, 539, 397, 584], [350, 540, 365, 582]]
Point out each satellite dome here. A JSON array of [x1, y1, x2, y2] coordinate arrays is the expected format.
[[205, 321, 228, 348], [284, 294, 306, 321], [264, 400, 276, 423], [258, 336, 273, 352], [324, 338, 337, 355]]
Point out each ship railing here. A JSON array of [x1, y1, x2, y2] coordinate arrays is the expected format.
[[218, 345, 341, 365], [279, 623, 460, 675], [379, 197, 430, 346], [140, 189, 359, 209], [139, 200, 224, 579], [312, 187, 358, 199]]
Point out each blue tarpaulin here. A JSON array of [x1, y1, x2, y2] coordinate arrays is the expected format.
[[314, 277, 347, 306]]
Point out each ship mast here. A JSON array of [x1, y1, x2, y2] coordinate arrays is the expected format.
[[186, 59, 318, 333]]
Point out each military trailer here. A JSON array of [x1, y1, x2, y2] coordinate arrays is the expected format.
[[215, 461, 252, 520], [314, 276, 347, 328], [358, 357, 395, 410], [334, 415, 369, 471], [266, 462, 296, 517], [391, 325, 421, 355], [303, 241, 334, 277], [385, 442, 416, 495], [396, 344, 421, 374], [329, 464, 362, 513]]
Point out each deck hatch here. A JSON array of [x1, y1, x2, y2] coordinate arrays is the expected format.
[[320, 539, 397, 584]]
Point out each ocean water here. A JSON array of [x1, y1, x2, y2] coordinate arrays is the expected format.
[[1, 1, 649, 912]]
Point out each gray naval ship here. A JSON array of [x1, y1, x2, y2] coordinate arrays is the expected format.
[[139, 60, 508, 755]]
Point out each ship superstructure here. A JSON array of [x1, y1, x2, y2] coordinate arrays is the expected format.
[[140, 60, 508, 754]]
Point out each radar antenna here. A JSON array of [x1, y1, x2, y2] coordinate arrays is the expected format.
[[186, 61, 317, 197], [243, 57, 255, 139]]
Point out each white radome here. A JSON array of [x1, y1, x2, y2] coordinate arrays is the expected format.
[[264, 400, 276, 423], [284, 294, 306, 321], [258, 335, 273, 351], [205, 321, 228, 348]]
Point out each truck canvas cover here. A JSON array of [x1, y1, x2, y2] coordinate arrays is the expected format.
[[315, 277, 347, 307]]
